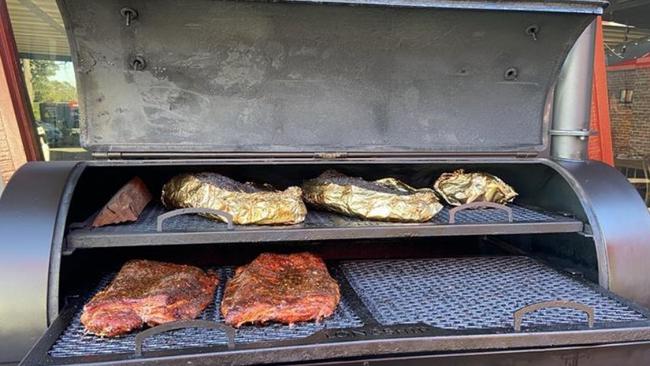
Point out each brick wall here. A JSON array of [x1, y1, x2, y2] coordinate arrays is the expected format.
[[589, 82, 603, 160], [607, 67, 650, 156], [0, 113, 17, 183], [0, 55, 27, 183]]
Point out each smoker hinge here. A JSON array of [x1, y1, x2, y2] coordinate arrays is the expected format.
[[92, 152, 124, 159], [314, 152, 349, 160], [515, 152, 537, 159]]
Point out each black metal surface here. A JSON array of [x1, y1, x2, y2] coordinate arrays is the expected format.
[[0, 162, 82, 364], [556, 160, 650, 308], [43, 257, 646, 359], [66, 203, 582, 250], [59, 0, 597, 156], [8, 159, 650, 363], [48, 266, 363, 358], [303, 342, 650, 366], [340, 257, 646, 329], [224, 0, 607, 13], [606, 0, 650, 28]]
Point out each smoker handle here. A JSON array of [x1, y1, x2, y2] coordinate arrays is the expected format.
[[448, 202, 513, 224], [513, 300, 595, 332], [134, 320, 236, 356], [157, 208, 234, 231]]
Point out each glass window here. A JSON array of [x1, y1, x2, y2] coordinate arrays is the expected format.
[[7, 0, 89, 160]]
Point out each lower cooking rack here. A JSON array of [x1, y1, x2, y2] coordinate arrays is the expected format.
[[65, 202, 584, 251], [26, 256, 650, 365], [48, 267, 363, 358]]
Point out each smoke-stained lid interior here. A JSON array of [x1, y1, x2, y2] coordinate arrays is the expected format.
[[60, 0, 605, 156]]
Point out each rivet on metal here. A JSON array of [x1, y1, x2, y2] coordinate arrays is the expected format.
[[526, 25, 539, 41], [131, 56, 146, 71], [120, 7, 138, 27], [504, 67, 519, 81]]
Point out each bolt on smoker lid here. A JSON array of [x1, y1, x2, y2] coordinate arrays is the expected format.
[[59, 0, 607, 157]]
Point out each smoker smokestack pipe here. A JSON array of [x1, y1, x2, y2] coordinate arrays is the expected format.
[[551, 20, 597, 161]]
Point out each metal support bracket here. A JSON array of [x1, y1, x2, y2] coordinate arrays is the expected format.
[[134, 320, 236, 356], [157, 208, 234, 231], [449, 202, 513, 224], [550, 129, 598, 141], [513, 300, 595, 332]]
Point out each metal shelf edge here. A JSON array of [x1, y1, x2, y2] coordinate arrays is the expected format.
[[65, 221, 584, 250]]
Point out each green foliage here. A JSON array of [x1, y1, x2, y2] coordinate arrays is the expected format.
[[37, 80, 77, 103], [31, 101, 41, 120], [30, 60, 57, 89], [29, 60, 77, 103]]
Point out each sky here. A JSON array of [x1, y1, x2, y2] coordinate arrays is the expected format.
[[53, 61, 76, 85]]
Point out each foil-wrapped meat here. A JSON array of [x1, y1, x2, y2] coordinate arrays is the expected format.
[[302, 170, 442, 222], [433, 169, 517, 206], [161, 173, 307, 225]]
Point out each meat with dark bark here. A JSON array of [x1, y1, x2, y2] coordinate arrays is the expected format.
[[81, 260, 218, 337], [221, 252, 340, 327], [92, 177, 152, 227]]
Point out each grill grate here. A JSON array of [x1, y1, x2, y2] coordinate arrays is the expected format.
[[78, 203, 563, 233], [48, 257, 648, 360], [433, 205, 552, 224], [66, 203, 581, 250], [48, 267, 363, 358], [340, 257, 647, 329]]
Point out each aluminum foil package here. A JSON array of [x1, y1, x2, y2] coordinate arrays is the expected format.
[[433, 169, 518, 206], [302, 170, 443, 222], [161, 173, 307, 225]]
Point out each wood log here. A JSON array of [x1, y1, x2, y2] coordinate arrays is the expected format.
[[92, 177, 152, 227]]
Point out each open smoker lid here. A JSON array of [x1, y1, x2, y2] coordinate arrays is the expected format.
[[59, 0, 606, 157]]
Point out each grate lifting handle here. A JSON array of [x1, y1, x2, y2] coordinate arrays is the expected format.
[[513, 300, 595, 332], [134, 320, 236, 356], [448, 202, 513, 224], [157, 208, 234, 231]]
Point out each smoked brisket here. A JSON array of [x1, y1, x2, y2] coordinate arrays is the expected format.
[[221, 253, 340, 327], [81, 260, 218, 337]]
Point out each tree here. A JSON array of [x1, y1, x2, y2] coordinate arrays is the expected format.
[[38, 80, 77, 103], [28, 60, 76, 103]]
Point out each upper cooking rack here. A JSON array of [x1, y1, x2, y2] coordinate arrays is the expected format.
[[65, 202, 583, 251]]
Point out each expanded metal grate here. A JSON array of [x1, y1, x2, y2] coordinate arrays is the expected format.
[[48, 257, 649, 359], [340, 257, 647, 329], [433, 205, 554, 224], [48, 267, 363, 358], [81, 203, 564, 232]]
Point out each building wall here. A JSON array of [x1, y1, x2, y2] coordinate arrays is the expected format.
[[0, 53, 27, 183], [607, 67, 650, 156]]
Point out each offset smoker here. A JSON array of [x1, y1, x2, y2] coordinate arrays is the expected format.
[[3, 0, 650, 365]]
